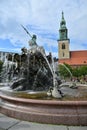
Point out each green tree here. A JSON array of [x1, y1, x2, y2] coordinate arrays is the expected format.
[[72, 67, 80, 77], [80, 66, 87, 76], [59, 63, 87, 79], [72, 66, 87, 77], [59, 63, 72, 78]]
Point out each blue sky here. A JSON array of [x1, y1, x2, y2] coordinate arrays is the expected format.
[[0, 0, 87, 57]]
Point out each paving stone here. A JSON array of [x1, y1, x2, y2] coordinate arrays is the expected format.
[[0, 113, 6, 118], [0, 128, 6, 130], [68, 126, 87, 130], [27, 122, 67, 130], [0, 116, 20, 130], [53, 125, 67, 130], [0, 113, 87, 130], [8, 121, 67, 130]]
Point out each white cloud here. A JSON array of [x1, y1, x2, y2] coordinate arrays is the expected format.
[[0, 0, 87, 58]]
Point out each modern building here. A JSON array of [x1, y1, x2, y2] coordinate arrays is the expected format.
[[58, 12, 87, 67]]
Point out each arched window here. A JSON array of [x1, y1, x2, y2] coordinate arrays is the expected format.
[[62, 43, 65, 49]]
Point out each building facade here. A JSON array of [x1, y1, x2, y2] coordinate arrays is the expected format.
[[58, 12, 87, 67]]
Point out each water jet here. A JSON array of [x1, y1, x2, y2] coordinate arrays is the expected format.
[[0, 30, 87, 126]]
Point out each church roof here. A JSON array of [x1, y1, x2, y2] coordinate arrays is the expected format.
[[58, 50, 87, 66]]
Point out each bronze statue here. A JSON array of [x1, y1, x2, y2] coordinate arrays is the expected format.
[[21, 25, 38, 47], [28, 34, 37, 47]]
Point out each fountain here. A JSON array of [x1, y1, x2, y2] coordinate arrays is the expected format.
[[0, 28, 87, 126]]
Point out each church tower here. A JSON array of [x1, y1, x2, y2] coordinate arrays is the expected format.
[[58, 12, 70, 59]]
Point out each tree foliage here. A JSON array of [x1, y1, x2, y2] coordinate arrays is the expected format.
[[59, 63, 72, 78], [59, 63, 87, 78], [72, 66, 87, 77]]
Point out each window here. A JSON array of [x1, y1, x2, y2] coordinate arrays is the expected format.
[[62, 43, 65, 49], [63, 52, 65, 57]]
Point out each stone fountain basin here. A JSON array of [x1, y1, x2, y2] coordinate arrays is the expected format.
[[0, 87, 47, 99], [0, 86, 87, 126]]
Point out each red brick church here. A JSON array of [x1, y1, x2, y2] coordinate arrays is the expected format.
[[58, 12, 87, 67]]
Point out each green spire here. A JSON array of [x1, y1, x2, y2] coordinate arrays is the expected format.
[[62, 11, 64, 20], [59, 12, 68, 40], [60, 11, 66, 29]]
